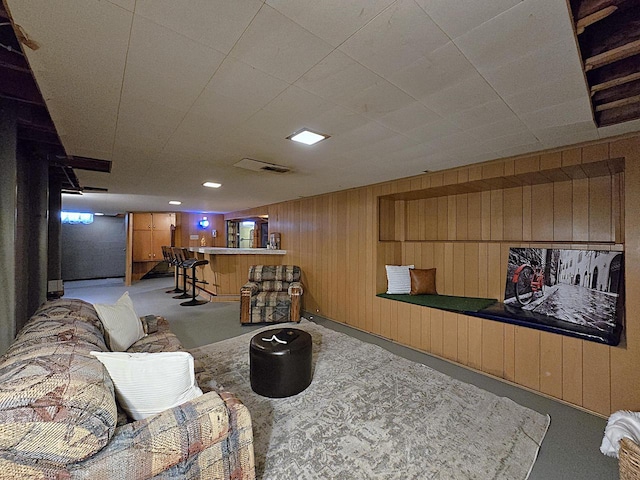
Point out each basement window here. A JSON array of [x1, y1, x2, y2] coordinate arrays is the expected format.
[[61, 211, 94, 225]]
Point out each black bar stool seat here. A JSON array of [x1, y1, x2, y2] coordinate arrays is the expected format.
[[180, 258, 210, 307]]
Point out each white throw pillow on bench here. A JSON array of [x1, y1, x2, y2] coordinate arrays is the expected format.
[[385, 265, 414, 294], [91, 351, 203, 421]]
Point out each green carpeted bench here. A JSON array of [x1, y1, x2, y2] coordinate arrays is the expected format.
[[376, 293, 497, 313]]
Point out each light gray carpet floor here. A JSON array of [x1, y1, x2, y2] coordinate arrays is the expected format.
[[64, 277, 619, 480]]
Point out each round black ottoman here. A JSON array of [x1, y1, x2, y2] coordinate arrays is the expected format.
[[250, 328, 312, 398]]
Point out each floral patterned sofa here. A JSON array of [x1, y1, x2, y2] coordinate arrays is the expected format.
[[0, 298, 255, 479]]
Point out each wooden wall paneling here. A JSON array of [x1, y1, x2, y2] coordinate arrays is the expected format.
[[522, 185, 532, 241], [434, 243, 445, 296], [504, 322, 516, 382], [397, 301, 412, 345], [394, 200, 406, 242], [531, 183, 554, 241], [430, 172, 444, 188], [582, 342, 611, 415], [447, 196, 457, 240], [332, 194, 342, 322], [409, 304, 422, 349], [456, 194, 468, 240], [424, 198, 438, 240], [467, 192, 482, 239], [581, 142, 609, 163], [390, 297, 399, 341], [539, 331, 563, 399], [430, 308, 444, 357], [437, 197, 448, 240], [610, 136, 639, 411], [588, 175, 612, 242], [572, 178, 590, 241], [364, 189, 375, 333], [487, 243, 503, 300], [468, 316, 483, 370], [477, 243, 488, 298], [482, 318, 505, 378], [457, 313, 469, 365], [562, 148, 582, 168], [553, 181, 573, 241], [420, 242, 435, 270], [451, 243, 464, 297], [358, 189, 368, 330], [481, 191, 491, 240], [406, 200, 420, 240], [444, 243, 455, 294], [612, 173, 624, 243], [490, 190, 504, 241], [503, 187, 523, 241], [514, 326, 540, 390], [562, 336, 584, 406], [464, 243, 479, 297], [420, 307, 431, 352], [501, 242, 516, 382], [442, 311, 458, 361], [347, 190, 359, 327], [379, 197, 395, 241]]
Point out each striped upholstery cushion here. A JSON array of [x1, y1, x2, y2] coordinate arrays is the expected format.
[[247, 265, 301, 285]]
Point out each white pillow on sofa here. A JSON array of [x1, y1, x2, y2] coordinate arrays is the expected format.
[[94, 292, 145, 351], [385, 265, 414, 294], [90, 351, 203, 421]]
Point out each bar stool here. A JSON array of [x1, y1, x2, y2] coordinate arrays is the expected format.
[[180, 257, 210, 306], [162, 246, 183, 294], [171, 247, 192, 300]]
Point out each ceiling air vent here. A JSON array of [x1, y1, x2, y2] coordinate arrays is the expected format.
[[233, 158, 291, 174]]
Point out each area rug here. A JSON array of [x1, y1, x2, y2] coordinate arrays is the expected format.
[[190, 320, 550, 479]]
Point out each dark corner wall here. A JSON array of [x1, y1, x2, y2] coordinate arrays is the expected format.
[[0, 98, 62, 354], [62, 215, 126, 281]]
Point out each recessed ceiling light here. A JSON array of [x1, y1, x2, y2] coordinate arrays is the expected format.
[[94, 212, 105, 216], [168, 200, 182, 205], [203, 182, 221, 188], [287, 128, 329, 146]]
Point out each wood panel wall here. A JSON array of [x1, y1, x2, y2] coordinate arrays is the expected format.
[[228, 135, 640, 416]]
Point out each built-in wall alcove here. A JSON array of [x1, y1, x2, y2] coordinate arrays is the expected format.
[[376, 155, 626, 345]]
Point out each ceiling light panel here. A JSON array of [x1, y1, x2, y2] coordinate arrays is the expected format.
[[203, 182, 222, 188], [288, 128, 330, 145]]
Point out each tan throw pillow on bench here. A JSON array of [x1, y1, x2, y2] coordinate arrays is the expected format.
[[410, 268, 437, 295]]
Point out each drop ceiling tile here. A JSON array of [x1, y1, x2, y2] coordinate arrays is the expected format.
[[134, 0, 261, 54], [446, 99, 516, 131], [389, 41, 476, 100], [416, 0, 521, 40], [8, 0, 131, 159], [377, 102, 443, 133], [454, 0, 572, 72], [482, 39, 585, 100], [479, 130, 540, 152], [295, 50, 381, 104], [420, 73, 500, 117], [266, 0, 396, 47], [229, 4, 333, 83], [519, 98, 593, 131], [466, 116, 530, 141], [497, 141, 545, 158], [339, 0, 449, 79], [344, 79, 416, 121], [123, 15, 225, 112], [405, 119, 462, 144], [504, 72, 588, 116], [205, 57, 290, 110], [108, 0, 135, 11]]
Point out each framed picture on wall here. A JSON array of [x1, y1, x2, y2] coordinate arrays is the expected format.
[[501, 248, 623, 344]]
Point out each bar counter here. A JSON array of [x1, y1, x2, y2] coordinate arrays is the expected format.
[[187, 247, 287, 299]]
